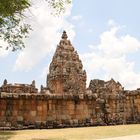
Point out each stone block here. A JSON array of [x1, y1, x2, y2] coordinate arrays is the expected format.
[[37, 106, 42, 111], [30, 111, 36, 117], [17, 116, 23, 121]]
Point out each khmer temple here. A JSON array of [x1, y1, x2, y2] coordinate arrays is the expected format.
[[0, 31, 140, 130]]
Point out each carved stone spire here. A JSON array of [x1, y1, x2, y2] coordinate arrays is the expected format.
[[61, 30, 68, 40], [47, 31, 87, 94]]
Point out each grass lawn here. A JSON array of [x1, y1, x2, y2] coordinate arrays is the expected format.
[[0, 124, 140, 140]]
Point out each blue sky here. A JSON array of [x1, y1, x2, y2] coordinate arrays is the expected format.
[[0, 0, 140, 90]]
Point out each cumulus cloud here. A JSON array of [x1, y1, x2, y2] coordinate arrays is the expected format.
[[14, 0, 75, 71], [81, 20, 140, 90], [98, 26, 140, 57]]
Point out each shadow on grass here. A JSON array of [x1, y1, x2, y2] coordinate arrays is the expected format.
[[0, 131, 15, 140]]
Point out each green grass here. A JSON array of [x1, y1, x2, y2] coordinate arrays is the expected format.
[[0, 124, 140, 140]]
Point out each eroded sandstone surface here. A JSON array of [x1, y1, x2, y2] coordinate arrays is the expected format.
[[0, 31, 140, 130]]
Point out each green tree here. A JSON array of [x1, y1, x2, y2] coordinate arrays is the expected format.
[[0, 0, 71, 51], [47, 0, 71, 15], [0, 0, 30, 51]]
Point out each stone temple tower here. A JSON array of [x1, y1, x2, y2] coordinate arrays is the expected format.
[[47, 31, 87, 94]]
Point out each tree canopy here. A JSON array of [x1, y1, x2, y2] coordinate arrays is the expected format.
[[0, 0, 71, 51], [0, 0, 30, 51]]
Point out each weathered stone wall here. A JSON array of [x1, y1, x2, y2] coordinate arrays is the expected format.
[[88, 79, 140, 125], [0, 93, 97, 129], [1, 31, 140, 130], [0, 91, 140, 130]]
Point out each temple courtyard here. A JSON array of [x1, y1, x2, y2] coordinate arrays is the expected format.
[[0, 124, 140, 140]]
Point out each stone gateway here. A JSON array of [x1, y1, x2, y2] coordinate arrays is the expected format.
[[0, 31, 140, 130]]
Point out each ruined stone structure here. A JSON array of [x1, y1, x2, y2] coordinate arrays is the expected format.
[[47, 31, 86, 94], [0, 31, 140, 130], [0, 80, 38, 93]]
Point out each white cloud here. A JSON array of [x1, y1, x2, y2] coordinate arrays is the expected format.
[[0, 40, 9, 58], [72, 15, 82, 21], [14, 0, 75, 71], [98, 26, 140, 57], [81, 20, 140, 90]]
